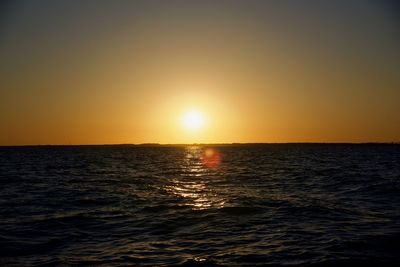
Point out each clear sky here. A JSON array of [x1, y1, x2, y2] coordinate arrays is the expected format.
[[1, 0, 399, 145]]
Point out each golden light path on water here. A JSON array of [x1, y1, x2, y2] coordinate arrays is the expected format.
[[166, 146, 225, 210]]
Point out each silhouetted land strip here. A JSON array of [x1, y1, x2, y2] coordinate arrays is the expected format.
[[1, 142, 399, 148]]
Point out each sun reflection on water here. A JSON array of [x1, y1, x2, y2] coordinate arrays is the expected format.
[[165, 146, 225, 210]]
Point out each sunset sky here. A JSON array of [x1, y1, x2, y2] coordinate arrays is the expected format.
[[1, 0, 399, 145]]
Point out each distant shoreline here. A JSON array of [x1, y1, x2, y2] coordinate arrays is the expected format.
[[1, 142, 399, 148]]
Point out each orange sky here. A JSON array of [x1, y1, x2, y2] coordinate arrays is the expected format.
[[1, 1, 399, 145]]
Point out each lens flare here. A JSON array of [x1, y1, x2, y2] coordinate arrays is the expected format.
[[202, 148, 221, 168]]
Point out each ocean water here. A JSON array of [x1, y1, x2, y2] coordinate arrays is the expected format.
[[0, 144, 399, 266]]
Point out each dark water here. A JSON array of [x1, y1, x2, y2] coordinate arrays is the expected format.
[[1, 144, 400, 266]]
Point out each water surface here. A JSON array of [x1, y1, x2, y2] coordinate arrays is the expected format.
[[1, 144, 399, 266]]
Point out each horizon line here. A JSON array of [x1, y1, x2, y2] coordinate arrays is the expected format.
[[1, 142, 399, 147]]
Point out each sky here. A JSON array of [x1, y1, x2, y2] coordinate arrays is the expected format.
[[0, 0, 399, 145]]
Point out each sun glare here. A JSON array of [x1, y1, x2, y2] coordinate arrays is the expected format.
[[182, 110, 204, 131]]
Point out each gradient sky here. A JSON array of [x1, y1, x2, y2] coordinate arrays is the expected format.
[[1, 0, 399, 145]]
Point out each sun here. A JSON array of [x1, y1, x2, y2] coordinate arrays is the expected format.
[[182, 110, 205, 131]]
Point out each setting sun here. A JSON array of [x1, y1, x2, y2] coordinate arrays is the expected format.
[[182, 110, 205, 131]]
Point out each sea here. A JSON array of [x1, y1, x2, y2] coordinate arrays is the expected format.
[[0, 144, 399, 266]]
